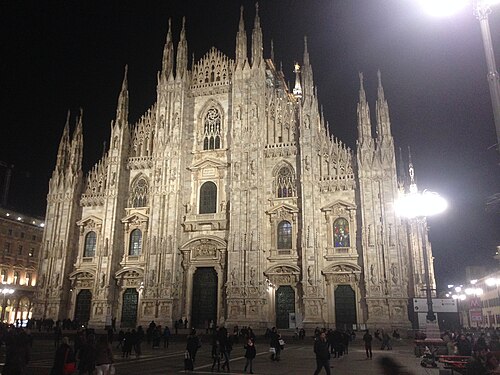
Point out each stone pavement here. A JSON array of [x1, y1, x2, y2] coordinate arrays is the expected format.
[[16, 334, 448, 374]]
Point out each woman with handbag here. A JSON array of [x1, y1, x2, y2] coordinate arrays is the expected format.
[[50, 337, 77, 375]]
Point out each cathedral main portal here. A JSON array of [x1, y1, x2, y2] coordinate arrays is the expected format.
[[121, 288, 139, 328], [334, 285, 356, 329], [275, 286, 295, 329], [191, 267, 218, 329]]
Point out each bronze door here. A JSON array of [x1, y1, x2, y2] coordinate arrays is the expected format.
[[74, 289, 92, 325], [121, 288, 139, 328], [191, 267, 218, 328], [275, 286, 295, 329], [334, 285, 356, 330]]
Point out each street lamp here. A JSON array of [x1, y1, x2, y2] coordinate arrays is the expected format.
[[418, 0, 500, 151], [0, 288, 15, 322], [395, 182, 447, 336]]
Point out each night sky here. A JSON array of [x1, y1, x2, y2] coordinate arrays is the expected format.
[[0, 0, 498, 288]]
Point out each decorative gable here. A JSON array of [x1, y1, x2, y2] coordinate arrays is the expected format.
[[191, 47, 234, 96]]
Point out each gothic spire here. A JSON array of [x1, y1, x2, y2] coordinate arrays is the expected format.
[[70, 108, 84, 173], [235, 6, 248, 68], [56, 111, 71, 171], [397, 147, 407, 189], [161, 18, 174, 80], [176, 17, 188, 79], [356, 72, 372, 145], [408, 146, 418, 193], [251, 3, 263, 68], [375, 70, 392, 140], [301, 36, 314, 98], [270, 39, 275, 62], [115, 65, 129, 127]]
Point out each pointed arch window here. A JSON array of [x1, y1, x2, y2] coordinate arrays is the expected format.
[[276, 165, 296, 198], [333, 218, 350, 247], [1, 269, 6, 283], [129, 229, 142, 256], [84, 231, 97, 257], [131, 177, 148, 208], [277, 220, 292, 249], [203, 108, 222, 150], [13, 271, 19, 285], [199, 181, 217, 214]]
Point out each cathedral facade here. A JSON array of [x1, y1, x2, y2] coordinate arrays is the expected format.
[[34, 7, 435, 330]]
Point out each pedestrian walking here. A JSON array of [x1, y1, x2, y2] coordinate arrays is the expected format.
[[363, 329, 373, 359], [186, 329, 201, 364], [211, 337, 222, 372], [381, 330, 392, 350], [269, 327, 282, 361], [94, 335, 114, 375], [243, 338, 256, 374], [78, 334, 96, 375], [163, 326, 171, 348], [50, 337, 76, 375], [313, 331, 331, 375]]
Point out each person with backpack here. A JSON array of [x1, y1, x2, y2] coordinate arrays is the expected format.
[[363, 329, 373, 359]]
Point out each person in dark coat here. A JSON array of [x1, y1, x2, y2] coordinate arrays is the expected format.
[[186, 329, 201, 364], [363, 329, 373, 359], [244, 338, 256, 374], [78, 334, 96, 375], [269, 327, 281, 361], [313, 332, 331, 375], [3, 329, 31, 375], [456, 334, 472, 356], [50, 337, 76, 375]]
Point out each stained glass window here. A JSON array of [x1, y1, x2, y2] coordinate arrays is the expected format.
[[333, 218, 350, 247], [199, 181, 217, 214], [276, 166, 296, 198], [129, 229, 142, 256], [203, 108, 222, 150], [84, 231, 97, 257], [277, 220, 292, 249]]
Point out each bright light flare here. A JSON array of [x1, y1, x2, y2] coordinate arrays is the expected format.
[[395, 191, 448, 218], [419, 0, 468, 17]]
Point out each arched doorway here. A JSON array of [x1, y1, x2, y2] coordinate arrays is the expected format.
[[334, 285, 356, 330], [191, 267, 218, 328], [275, 286, 295, 329], [121, 288, 139, 328], [74, 289, 92, 325]]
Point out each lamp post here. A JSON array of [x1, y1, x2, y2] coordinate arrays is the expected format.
[[395, 185, 447, 336], [419, 0, 500, 151], [0, 288, 15, 323]]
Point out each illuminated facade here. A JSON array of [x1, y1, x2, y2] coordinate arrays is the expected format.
[[0, 207, 43, 323], [34, 6, 435, 329]]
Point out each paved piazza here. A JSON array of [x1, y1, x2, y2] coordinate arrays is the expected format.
[[9, 332, 439, 375]]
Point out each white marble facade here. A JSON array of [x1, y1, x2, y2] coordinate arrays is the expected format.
[[34, 7, 435, 330]]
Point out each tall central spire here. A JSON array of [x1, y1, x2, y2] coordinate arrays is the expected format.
[[375, 70, 392, 140], [251, 3, 263, 68], [357, 72, 372, 146], [116, 65, 129, 127], [161, 19, 174, 80], [176, 17, 188, 79], [235, 6, 247, 68]]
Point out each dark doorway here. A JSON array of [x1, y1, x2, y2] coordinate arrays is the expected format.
[[335, 285, 356, 330], [74, 289, 92, 325], [121, 288, 139, 328], [275, 285, 295, 329], [191, 267, 218, 328]]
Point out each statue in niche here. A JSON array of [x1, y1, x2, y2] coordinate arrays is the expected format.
[[104, 238, 109, 256], [305, 156, 311, 171], [220, 201, 226, 212], [307, 265, 314, 285], [390, 264, 398, 284], [53, 273, 60, 287], [39, 274, 45, 288], [150, 270, 155, 284], [233, 162, 239, 179], [250, 160, 256, 176], [370, 264, 376, 285], [368, 225, 373, 245], [100, 273, 105, 288], [184, 202, 191, 214], [165, 270, 172, 283], [249, 267, 256, 285], [388, 224, 394, 246], [230, 267, 237, 285]]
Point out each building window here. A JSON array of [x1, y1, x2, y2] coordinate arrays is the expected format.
[[18, 245, 23, 255], [1, 270, 6, 283], [26, 273, 32, 286], [333, 218, 350, 247], [199, 182, 217, 214], [4, 242, 10, 254], [203, 108, 222, 150], [276, 165, 296, 198], [84, 231, 97, 257], [20, 232, 24, 239], [129, 229, 142, 256], [8, 229, 12, 236], [131, 177, 149, 207], [13, 271, 19, 285], [32, 235, 36, 241], [277, 220, 292, 249]]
